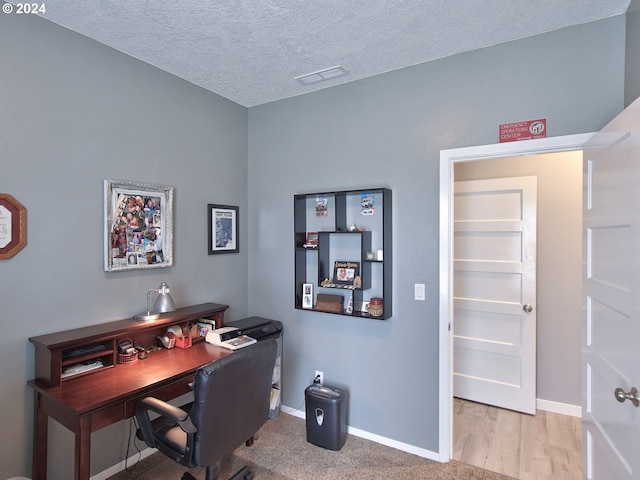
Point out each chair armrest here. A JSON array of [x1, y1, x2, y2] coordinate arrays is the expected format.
[[136, 397, 198, 448], [139, 397, 191, 423]]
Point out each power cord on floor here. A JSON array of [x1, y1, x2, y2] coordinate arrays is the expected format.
[[122, 416, 144, 472]]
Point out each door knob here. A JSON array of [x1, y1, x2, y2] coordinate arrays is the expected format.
[[523, 304, 533, 313], [614, 387, 640, 407]]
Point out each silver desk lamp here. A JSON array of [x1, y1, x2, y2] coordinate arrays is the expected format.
[[134, 282, 176, 320]]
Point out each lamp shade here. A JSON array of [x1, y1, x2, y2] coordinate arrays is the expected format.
[[154, 282, 176, 313]]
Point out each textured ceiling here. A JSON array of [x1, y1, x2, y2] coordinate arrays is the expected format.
[[29, 0, 631, 107]]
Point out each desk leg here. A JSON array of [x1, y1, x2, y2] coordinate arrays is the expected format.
[[75, 416, 91, 480], [32, 391, 48, 480]]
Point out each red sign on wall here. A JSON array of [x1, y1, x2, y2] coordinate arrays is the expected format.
[[499, 118, 546, 143]]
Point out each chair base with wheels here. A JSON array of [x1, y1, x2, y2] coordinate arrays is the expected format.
[[181, 465, 252, 480]]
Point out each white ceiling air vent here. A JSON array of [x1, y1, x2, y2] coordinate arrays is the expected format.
[[294, 65, 349, 85]]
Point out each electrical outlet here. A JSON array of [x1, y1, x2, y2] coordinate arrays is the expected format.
[[315, 370, 324, 385]]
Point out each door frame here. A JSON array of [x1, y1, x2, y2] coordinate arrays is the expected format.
[[438, 133, 594, 461]]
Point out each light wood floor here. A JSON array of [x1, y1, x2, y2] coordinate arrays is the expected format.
[[452, 398, 582, 480]]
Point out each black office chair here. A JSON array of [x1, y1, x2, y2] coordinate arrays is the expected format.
[[136, 339, 278, 480]]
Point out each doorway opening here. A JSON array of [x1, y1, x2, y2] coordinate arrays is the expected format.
[[452, 150, 583, 478], [438, 133, 593, 470]]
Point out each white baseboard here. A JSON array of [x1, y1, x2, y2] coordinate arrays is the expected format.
[[91, 447, 157, 480], [536, 398, 581, 417], [280, 405, 443, 462]]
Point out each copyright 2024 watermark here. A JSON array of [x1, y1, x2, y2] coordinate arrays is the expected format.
[[3, 2, 47, 14]]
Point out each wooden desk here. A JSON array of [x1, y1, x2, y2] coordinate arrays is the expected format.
[[28, 303, 229, 480]]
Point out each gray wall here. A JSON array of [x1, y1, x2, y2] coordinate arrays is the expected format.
[[455, 152, 583, 406], [0, 12, 248, 479], [247, 17, 625, 453]]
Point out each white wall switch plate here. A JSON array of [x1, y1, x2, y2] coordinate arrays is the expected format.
[[415, 283, 425, 301]]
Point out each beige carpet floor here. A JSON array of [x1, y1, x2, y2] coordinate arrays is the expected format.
[[109, 412, 512, 480]]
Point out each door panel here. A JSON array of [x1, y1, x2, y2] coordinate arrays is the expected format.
[[454, 176, 537, 414], [454, 230, 523, 261], [583, 97, 640, 479]]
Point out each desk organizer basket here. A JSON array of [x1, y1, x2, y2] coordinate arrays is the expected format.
[[117, 352, 138, 364], [117, 338, 138, 364]]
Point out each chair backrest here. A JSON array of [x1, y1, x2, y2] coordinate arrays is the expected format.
[[189, 338, 278, 467]]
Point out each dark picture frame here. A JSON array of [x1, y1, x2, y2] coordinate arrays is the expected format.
[[208, 204, 239, 254], [333, 261, 360, 286], [104, 180, 173, 272]]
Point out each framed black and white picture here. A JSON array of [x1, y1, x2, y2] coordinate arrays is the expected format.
[[208, 204, 239, 254], [302, 283, 313, 309]]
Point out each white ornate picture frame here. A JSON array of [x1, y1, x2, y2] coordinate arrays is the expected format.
[[104, 179, 173, 272]]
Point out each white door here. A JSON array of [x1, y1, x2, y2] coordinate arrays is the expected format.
[[582, 98, 640, 479], [453, 176, 537, 414]]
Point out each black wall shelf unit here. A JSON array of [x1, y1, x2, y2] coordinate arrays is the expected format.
[[294, 188, 392, 319]]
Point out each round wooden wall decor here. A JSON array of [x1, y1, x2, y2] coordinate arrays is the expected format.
[[0, 193, 27, 260]]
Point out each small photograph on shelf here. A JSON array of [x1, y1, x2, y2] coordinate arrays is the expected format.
[[333, 261, 360, 286], [360, 192, 375, 216], [359, 300, 370, 313], [304, 232, 318, 249], [315, 196, 328, 217], [302, 283, 313, 309], [346, 291, 354, 314]]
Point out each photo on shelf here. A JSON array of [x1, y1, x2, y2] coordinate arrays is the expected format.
[[360, 192, 375, 215], [302, 283, 313, 309], [333, 261, 360, 286], [315, 196, 328, 217], [304, 232, 318, 248]]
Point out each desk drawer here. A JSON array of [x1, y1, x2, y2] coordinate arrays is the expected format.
[[124, 374, 195, 418], [92, 403, 126, 431]]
